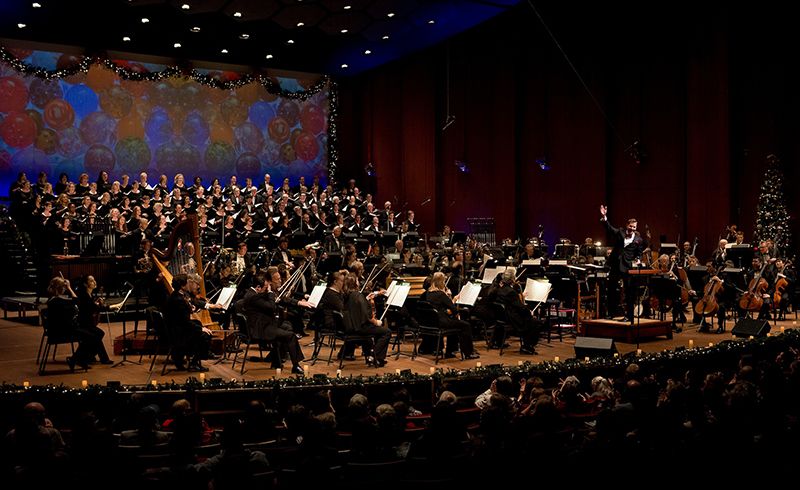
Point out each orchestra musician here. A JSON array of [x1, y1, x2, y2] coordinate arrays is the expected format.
[[711, 239, 728, 268], [599, 204, 647, 322], [486, 268, 539, 355], [342, 274, 392, 367], [238, 271, 305, 374], [772, 258, 795, 316], [162, 274, 215, 372], [419, 272, 479, 359], [75, 275, 113, 365]]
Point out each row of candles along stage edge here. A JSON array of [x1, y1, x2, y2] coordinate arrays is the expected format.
[[17, 324, 795, 388]]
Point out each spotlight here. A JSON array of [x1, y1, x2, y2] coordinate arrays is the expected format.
[[365, 162, 376, 177], [455, 160, 470, 173], [625, 139, 645, 165], [536, 158, 551, 171], [441, 115, 456, 132]]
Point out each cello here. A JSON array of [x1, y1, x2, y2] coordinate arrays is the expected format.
[[738, 262, 768, 312], [694, 265, 724, 315], [773, 259, 791, 310]]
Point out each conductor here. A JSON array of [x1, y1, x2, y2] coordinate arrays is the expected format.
[[600, 205, 647, 322]]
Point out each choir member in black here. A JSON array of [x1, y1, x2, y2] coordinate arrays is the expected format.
[[600, 204, 647, 322], [404, 210, 419, 232], [486, 269, 539, 354], [163, 274, 213, 372], [239, 271, 305, 374], [419, 272, 479, 359], [342, 274, 392, 366], [75, 275, 113, 365]]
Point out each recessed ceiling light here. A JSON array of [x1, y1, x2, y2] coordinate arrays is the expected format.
[[173, 42, 181, 48], [382, 35, 389, 40], [190, 26, 201, 32], [287, 39, 295, 44], [17, 23, 26, 28], [181, 3, 190, 10], [122, 36, 131, 42], [364, 49, 371, 55], [344, 5, 351, 9], [221, 49, 228, 54], [266, 54, 274, 59], [387, 12, 395, 18], [141, 18, 149, 23], [32, 2, 41, 8], [341, 64, 348, 69], [233, 11, 242, 17], [296, 22, 304, 27], [428, 19, 435, 24], [340, 29, 348, 33], [239, 33, 250, 39]]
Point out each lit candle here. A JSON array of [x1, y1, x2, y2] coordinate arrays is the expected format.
[[584, 356, 590, 363], [336, 369, 342, 378], [689, 339, 694, 348], [151, 379, 157, 387], [518, 360, 523, 366], [476, 362, 482, 368], [395, 368, 401, 375], [636, 349, 642, 356], [794, 321, 797, 325], [749, 336, 754, 340], [554, 356, 560, 363], [276, 368, 282, 376], [767, 332, 772, 337], [231, 378, 237, 383], [303, 364, 309, 375], [781, 326, 786, 333], [708, 342, 714, 347], [429, 367, 435, 374], [23, 381, 30, 388], [81, 380, 88, 389], [614, 353, 619, 358], [199, 373, 205, 383]]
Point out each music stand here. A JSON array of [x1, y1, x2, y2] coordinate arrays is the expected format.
[[112, 284, 139, 367], [727, 245, 753, 268], [451, 231, 466, 246], [381, 232, 399, 248]]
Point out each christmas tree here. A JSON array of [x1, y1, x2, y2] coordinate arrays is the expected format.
[[754, 154, 792, 252]]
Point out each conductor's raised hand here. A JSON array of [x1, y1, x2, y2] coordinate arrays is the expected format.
[[600, 205, 608, 217]]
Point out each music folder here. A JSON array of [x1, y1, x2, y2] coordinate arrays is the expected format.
[[456, 282, 482, 306], [386, 282, 410, 308], [524, 278, 551, 303]]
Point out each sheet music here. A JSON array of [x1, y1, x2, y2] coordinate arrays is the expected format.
[[481, 266, 508, 284], [385, 280, 399, 298], [307, 282, 327, 308], [456, 282, 482, 306], [524, 278, 551, 302], [388, 283, 410, 307], [521, 259, 541, 266], [217, 286, 238, 310], [549, 260, 568, 266]]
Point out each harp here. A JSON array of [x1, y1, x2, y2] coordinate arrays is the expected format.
[[151, 214, 219, 329]]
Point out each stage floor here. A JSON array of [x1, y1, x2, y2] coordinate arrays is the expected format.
[[1, 313, 797, 387]]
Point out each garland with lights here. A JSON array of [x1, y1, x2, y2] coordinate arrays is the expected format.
[[2, 330, 798, 396], [0, 45, 339, 181]]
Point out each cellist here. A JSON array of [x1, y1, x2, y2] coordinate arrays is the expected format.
[[740, 256, 774, 321], [771, 258, 795, 316]]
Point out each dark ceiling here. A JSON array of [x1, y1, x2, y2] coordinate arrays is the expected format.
[[0, 0, 520, 75]]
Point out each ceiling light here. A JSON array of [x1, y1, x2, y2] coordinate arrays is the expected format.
[[181, 3, 190, 10], [341, 64, 348, 69], [287, 39, 294, 44], [32, 2, 41, 7], [233, 11, 242, 17], [173, 42, 182, 48], [382, 35, 389, 40], [265, 54, 274, 59], [239, 33, 250, 39], [344, 5, 351, 9], [190, 26, 201, 32], [296, 22, 304, 27], [340, 29, 348, 33], [122, 36, 131, 42], [17, 23, 26, 28], [364, 49, 371, 55], [387, 12, 395, 18], [428, 19, 435, 24], [221, 49, 228, 54], [141, 18, 149, 23]]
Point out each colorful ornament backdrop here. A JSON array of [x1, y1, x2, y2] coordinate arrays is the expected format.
[[0, 48, 331, 193]]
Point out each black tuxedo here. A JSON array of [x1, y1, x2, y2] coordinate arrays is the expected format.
[[239, 289, 303, 365], [603, 218, 647, 320], [163, 290, 210, 367], [325, 235, 344, 254]]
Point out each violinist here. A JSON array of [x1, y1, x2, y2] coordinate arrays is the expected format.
[[599, 204, 647, 322], [269, 266, 313, 336], [517, 242, 539, 264], [419, 272, 479, 359], [342, 274, 391, 367], [486, 268, 540, 355]]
